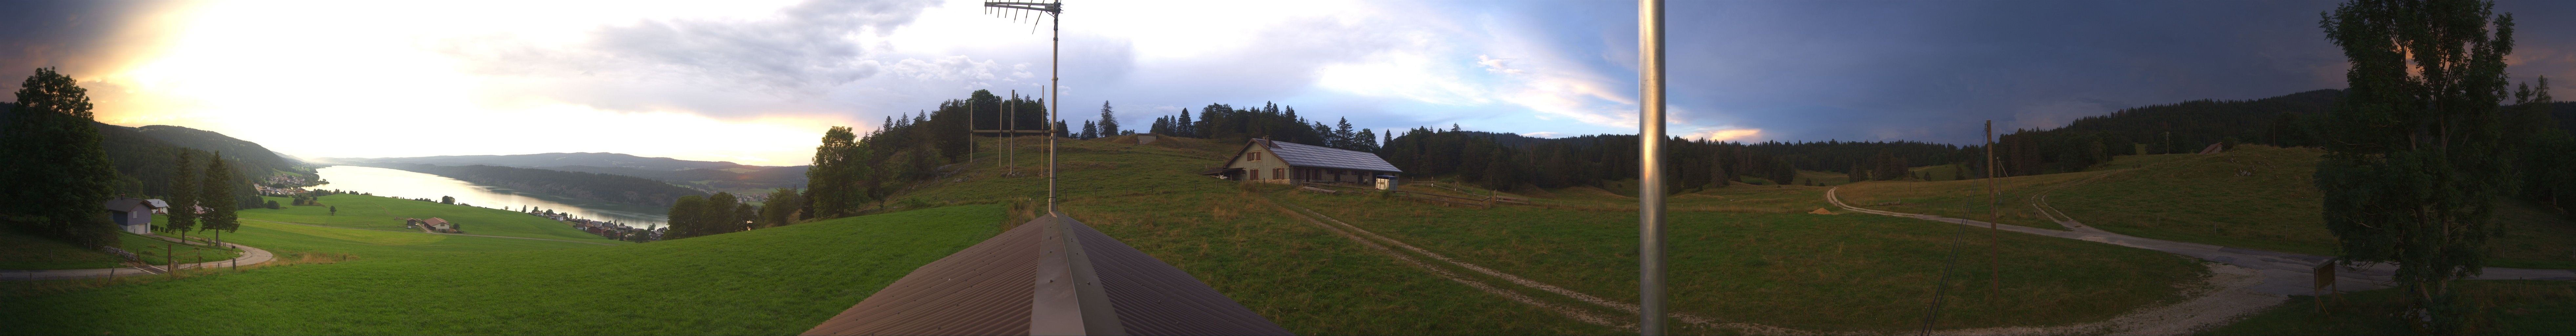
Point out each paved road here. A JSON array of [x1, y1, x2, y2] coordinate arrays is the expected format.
[[1825, 187, 2576, 296], [0, 235, 276, 281]]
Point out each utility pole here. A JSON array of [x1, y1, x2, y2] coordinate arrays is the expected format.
[[1636, 0, 1668, 334], [1985, 121, 2001, 297]]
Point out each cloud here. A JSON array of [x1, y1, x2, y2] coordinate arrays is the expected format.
[[1680, 128, 1762, 142], [435, 0, 939, 114]]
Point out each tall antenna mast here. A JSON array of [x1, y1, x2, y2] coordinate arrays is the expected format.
[[1637, 0, 1668, 334], [983, 0, 1063, 215]]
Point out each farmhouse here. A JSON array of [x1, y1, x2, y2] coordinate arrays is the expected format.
[[407, 218, 456, 233], [101, 198, 163, 234], [1200, 138, 1402, 185]]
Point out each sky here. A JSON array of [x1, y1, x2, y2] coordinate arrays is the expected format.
[[4, 0, 2573, 166]]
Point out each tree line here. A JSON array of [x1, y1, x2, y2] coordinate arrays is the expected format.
[[1, 68, 249, 248]]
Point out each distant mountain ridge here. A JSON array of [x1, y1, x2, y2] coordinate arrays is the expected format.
[[324, 152, 811, 195], [320, 152, 755, 171]]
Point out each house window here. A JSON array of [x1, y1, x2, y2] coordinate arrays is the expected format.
[[1251, 169, 1260, 180], [1250, 151, 1261, 161], [1273, 168, 1284, 180]]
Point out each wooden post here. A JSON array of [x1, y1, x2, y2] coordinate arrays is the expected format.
[[1986, 120, 2001, 299], [2313, 261, 2336, 314]]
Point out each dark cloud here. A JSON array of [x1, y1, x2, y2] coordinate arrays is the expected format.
[[1616, 0, 2576, 144], [0, 1, 187, 94]]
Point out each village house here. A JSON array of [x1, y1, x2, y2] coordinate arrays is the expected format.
[[101, 197, 164, 234], [1200, 138, 1402, 187], [406, 218, 457, 233]]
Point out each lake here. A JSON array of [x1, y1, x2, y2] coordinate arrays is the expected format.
[[308, 165, 670, 228]]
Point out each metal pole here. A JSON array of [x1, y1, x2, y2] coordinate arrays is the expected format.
[[1005, 89, 1015, 176], [1636, 0, 1667, 334], [1985, 121, 2000, 296], [1047, 6, 1059, 216]]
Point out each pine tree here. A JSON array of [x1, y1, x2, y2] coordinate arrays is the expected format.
[[1176, 109, 1195, 137], [1080, 120, 1098, 139], [198, 153, 238, 233], [167, 151, 199, 232], [1096, 101, 1119, 136], [1333, 117, 1358, 150], [2316, 0, 2518, 331]]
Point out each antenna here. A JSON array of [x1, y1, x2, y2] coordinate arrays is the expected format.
[[983, 0, 1064, 215]]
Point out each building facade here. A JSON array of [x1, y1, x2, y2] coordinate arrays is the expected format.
[[1202, 138, 1402, 185]]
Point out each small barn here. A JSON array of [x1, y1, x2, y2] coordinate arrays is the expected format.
[[1201, 138, 1402, 185], [423, 218, 454, 233], [101, 198, 159, 234]]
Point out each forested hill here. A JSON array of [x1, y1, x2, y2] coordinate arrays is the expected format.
[[127, 125, 302, 169], [543, 164, 810, 195], [358, 163, 706, 206], [324, 152, 756, 171]]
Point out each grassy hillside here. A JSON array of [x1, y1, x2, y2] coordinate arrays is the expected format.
[[239, 194, 627, 244], [1276, 185, 2203, 332], [0, 229, 242, 270], [1, 205, 1003, 335], [2047, 145, 2576, 268], [2204, 280, 2576, 335], [890, 136, 1622, 334], [891, 136, 2198, 333], [1833, 170, 2118, 231]]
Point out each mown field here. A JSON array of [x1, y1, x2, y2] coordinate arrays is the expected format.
[[907, 136, 1621, 334], [0, 205, 1002, 335], [2204, 280, 2576, 335], [238, 194, 628, 244], [1274, 186, 2205, 333], [0, 229, 242, 270], [2043, 146, 2576, 269], [1832, 170, 2114, 231]]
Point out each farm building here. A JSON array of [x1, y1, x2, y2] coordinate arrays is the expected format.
[[101, 198, 163, 234], [1200, 138, 1401, 185], [408, 218, 456, 233]]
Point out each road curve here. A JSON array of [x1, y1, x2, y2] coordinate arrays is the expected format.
[[0, 235, 276, 281]]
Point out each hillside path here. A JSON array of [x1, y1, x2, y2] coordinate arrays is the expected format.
[[1824, 187, 2576, 296], [0, 234, 275, 281], [242, 219, 617, 246]]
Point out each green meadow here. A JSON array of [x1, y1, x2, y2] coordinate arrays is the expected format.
[[2043, 146, 2576, 269], [1273, 185, 2204, 333], [0, 229, 242, 270], [238, 194, 628, 244], [0, 204, 1002, 335]]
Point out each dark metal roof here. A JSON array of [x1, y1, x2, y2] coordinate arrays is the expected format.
[[1253, 139, 1402, 173], [804, 215, 1292, 336], [100, 198, 147, 211]]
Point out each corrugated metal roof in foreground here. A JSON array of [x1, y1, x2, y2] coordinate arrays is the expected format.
[[1260, 139, 1403, 173], [803, 215, 1292, 336], [802, 219, 1041, 335]]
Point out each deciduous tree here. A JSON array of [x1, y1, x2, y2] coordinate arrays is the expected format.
[[2317, 0, 2518, 331], [0, 67, 118, 248]]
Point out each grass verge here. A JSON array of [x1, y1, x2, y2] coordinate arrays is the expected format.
[[2201, 280, 2576, 335]]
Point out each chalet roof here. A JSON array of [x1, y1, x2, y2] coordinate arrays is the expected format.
[[144, 199, 169, 208], [1249, 139, 1401, 173], [424, 218, 450, 226], [802, 215, 1290, 336], [101, 198, 148, 211]]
